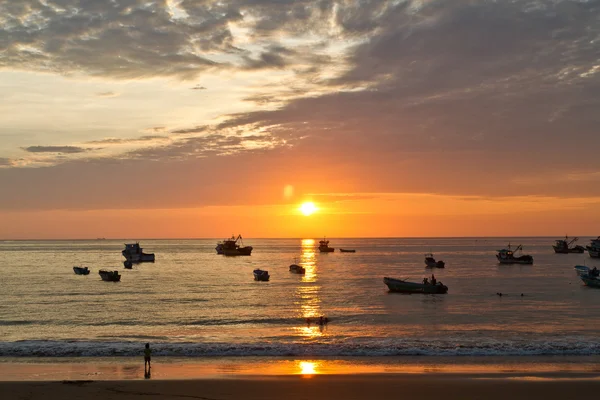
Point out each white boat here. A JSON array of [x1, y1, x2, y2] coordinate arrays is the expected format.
[[496, 243, 533, 264], [122, 242, 155, 263], [424, 253, 445, 268]]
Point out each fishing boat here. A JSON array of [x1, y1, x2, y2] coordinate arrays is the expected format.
[[340, 249, 356, 253], [122, 242, 155, 263], [424, 253, 445, 268], [552, 236, 585, 253], [73, 266, 90, 275], [289, 262, 306, 274], [580, 266, 600, 287], [383, 277, 448, 294], [574, 265, 591, 276], [318, 238, 334, 253], [496, 244, 533, 264], [99, 269, 121, 282], [218, 235, 253, 256], [253, 269, 270, 281], [586, 237, 600, 258]]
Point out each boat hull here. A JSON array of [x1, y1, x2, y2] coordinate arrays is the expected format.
[[496, 256, 533, 264], [383, 277, 448, 294], [587, 247, 600, 258], [581, 276, 600, 288], [553, 246, 585, 254], [340, 249, 356, 253], [253, 269, 270, 281], [574, 265, 591, 276], [289, 264, 306, 274], [73, 267, 90, 275], [223, 246, 253, 256], [425, 259, 445, 268], [319, 247, 335, 253], [99, 270, 121, 282]]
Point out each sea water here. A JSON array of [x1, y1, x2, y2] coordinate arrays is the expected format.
[[1, 238, 599, 358]]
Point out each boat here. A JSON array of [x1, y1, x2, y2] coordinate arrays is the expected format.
[[383, 277, 448, 294], [73, 266, 90, 275], [253, 269, 270, 281], [424, 253, 445, 268], [340, 249, 356, 253], [553, 236, 585, 253], [289, 262, 306, 274], [580, 266, 600, 287], [218, 234, 253, 256], [122, 242, 155, 263], [99, 269, 121, 282], [574, 265, 591, 276], [586, 237, 600, 258], [496, 244, 533, 264], [318, 238, 334, 253], [123, 260, 133, 269]]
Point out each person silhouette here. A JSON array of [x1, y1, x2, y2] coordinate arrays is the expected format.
[[144, 343, 152, 375]]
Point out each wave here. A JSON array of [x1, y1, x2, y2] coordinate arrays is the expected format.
[[1, 338, 599, 357]]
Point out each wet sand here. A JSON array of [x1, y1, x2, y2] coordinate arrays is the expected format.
[[2, 375, 600, 400]]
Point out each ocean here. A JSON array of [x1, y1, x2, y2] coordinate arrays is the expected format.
[[1, 237, 599, 359]]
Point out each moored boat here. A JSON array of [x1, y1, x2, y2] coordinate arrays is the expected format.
[[289, 263, 306, 274], [340, 249, 356, 253], [122, 242, 155, 263], [424, 253, 445, 268], [253, 269, 270, 281], [553, 236, 585, 253], [318, 238, 334, 253], [586, 237, 600, 258], [218, 235, 253, 256], [580, 267, 600, 287], [496, 244, 533, 264], [383, 277, 448, 294], [574, 265, 591, 276], [99, 269, 121, 282], [73, 266, 90, 275]]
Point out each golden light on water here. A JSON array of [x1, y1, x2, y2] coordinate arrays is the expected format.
[[299, 202, 317, 216]]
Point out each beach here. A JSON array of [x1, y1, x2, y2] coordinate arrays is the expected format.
[[2, 374, 600, 400]]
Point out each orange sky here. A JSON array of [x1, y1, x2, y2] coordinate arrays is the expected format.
[[0, 1, 599, 239]]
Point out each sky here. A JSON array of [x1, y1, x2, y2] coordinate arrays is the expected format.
[[0, 0, 599, 239]]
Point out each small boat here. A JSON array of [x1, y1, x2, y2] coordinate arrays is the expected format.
[[99, 269, 121, 282], [574, 265, 591, 276], [73, 266, 90, 275], [580, 266, 600, 287], [123, 260, 133, 269], [424, 253, 445, 268], [496, 243, 533, 264], [586, 237, 600, 258], [318, 238, 334, 253], [340, 249, 356, 253], [253, 269, 270, 281], [289, 263, 306, 274], [553, 236, 585, 253], [122, 242, 155, 263], [383, 277, 448, 294], [218, 235, 253, 256]]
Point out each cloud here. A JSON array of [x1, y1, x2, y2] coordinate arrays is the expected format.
[[22, 146, 89, 154], [0, 158, 12, 166], [96, 91, 119, 98], [190, 85, 207, 90]]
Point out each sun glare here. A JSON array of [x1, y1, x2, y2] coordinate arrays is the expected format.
[[300, 202, 317, 216]]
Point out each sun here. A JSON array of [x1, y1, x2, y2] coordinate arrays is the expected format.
[[299, 202, 318, 216]]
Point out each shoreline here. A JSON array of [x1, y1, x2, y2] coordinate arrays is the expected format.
[[2, 355, 600, 381]]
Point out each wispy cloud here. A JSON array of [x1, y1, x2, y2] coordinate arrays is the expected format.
[[22, 146, 89, 154], [96, 91, 119, 98]]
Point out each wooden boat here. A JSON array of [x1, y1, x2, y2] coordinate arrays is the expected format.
[[340, 249, 356, 253], [574, 265, 591, 276], [122, 242, 155, 263], [424, 253, 445, 268], [383, 277, 448, 294], [586, 237, 600, 258], [99, 269, 121, 282], [73, 266, 90, 275], [496, 244, 533, 264], [253, 269, 270, 281], [219, 235, 253, 256], [553, 236, 585, 253], [318, 238, 334, 252]]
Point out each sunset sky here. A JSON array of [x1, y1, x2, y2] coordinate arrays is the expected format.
[[1, 0, 599, 239]]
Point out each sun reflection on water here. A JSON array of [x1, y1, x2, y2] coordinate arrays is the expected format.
[[294, 239, 326, 339]]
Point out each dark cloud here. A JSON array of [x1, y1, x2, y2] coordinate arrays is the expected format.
[[22, 146, 89, 154], [171, 126, 209, 135], [85, 135, 168, 145], [0, 158, 12, 166]]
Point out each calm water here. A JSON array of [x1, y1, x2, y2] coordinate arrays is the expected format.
[[1, 237, 599, 357]]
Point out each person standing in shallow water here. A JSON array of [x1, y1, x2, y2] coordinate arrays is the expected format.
[[144, 343, 152, 375]]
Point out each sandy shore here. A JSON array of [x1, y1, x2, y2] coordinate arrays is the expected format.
[[2, 375, 600, 400]]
